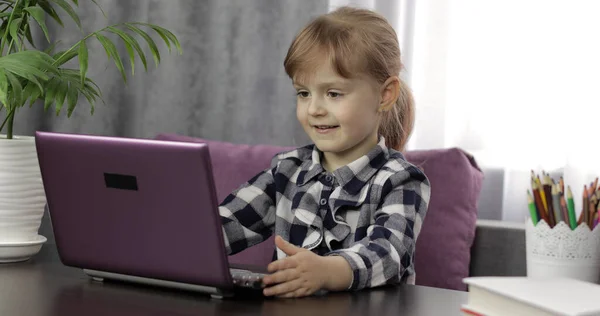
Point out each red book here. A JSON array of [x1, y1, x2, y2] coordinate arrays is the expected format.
[[461, 306, 487, 316]]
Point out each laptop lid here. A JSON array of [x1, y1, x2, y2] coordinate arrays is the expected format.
[[35, 131, 233, 289]]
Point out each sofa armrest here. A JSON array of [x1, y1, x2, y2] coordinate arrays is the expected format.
[[469, 219, 526, 277]]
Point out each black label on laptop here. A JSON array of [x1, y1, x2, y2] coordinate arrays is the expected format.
[[104, 173, 139, 191]]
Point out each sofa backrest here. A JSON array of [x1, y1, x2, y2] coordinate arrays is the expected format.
[[155, 134, 483, 291]]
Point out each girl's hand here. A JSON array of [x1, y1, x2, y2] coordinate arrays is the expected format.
[[262, 236, 352, 298], [262, 236, 325, 298]]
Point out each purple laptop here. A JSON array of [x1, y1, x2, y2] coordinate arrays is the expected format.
[[35, 131, 266, 298]]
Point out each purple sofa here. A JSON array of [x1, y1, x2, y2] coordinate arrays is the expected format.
[[155, 134, 484, 291]]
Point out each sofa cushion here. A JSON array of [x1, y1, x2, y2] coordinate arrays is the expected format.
[[405, 148, 483, 291], [155, 134, 483, 291]]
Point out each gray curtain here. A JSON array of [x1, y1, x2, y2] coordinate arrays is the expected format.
[[13, 0, 326, 147]]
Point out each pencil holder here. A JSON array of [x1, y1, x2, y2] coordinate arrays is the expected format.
[[525, 219, 600, 284]]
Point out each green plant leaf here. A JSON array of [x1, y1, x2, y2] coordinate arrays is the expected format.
[[53, 49, 77, 66], [2, 60, 50, 81], [95, 33, 127, 82], [107, 26, 140, 75], [108, 26, 147, 72], [23, 81, 42, 107], [58, 69, 102, 115], [3, 49, 56, 63], [0, 52, 57, 89], [78, 39, 87, 86], [78, 86, 95, 105], [0, 50, 56, 75], [49, 0, 81, 30], [24, 24, 35, 48], [25, 6, 50, 43], [78, 80, 100, 114], [133, 23, 182, 55], [0, 20, 8, 51], [43, 78, 58, 111], [125, 23, 160, 67], [143, 24, 171, 53], [70, 0, 78, 5], [5, 72, 23, 109], [0, 69, 8, 106], [90, 0, 106, 19], [82, 79, 102, 114], [38, 0, 64, 27], [44, 40, 60, 54], [54, 79, 68, 115], [20, 73, 44, 96], [95, 33, 111, 60], [9, 17, 22, 50], [66, 81, 78, 117], [121, 38, 135, 76]]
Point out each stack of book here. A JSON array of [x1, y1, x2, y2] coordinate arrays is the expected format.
[[462, 277, 600, 315]]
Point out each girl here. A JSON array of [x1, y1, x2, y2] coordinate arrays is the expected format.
[[219, 6, 430, 298]]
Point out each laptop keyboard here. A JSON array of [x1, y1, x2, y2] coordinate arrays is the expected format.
[[230, 268, 267, 290]]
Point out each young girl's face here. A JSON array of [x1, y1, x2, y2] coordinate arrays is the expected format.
[[294, 57, 381, 163]]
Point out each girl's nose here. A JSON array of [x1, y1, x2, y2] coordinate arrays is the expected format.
[[307, 98, 327, 116]]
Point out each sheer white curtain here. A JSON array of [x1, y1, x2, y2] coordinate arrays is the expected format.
[[330, 0, 600, 222]]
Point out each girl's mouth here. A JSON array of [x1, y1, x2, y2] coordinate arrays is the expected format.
[[313, 125, 339, 133]]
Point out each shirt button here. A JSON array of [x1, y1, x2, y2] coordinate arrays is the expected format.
[[320, 198, 327, 206], [325, 175, 333, 183]]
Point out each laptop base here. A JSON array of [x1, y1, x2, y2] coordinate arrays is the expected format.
[[83, 269, 234, 299]]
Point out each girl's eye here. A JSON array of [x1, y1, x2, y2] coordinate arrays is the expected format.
[[328, 91, 342, 98], [297, 91, 309, 98]]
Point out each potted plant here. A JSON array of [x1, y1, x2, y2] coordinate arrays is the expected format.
[[0, 0, 181, 259]]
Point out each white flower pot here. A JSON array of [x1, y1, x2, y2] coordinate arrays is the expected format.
[[526, 219, 600, 284], [0, 135, 46, 242]]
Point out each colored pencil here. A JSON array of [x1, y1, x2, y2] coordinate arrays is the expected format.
[[532, 181, 549, 224], [527, 190, 539, 224], [590, 192, 598, 207], [552, 184, 562, 223], [595, 204, 600, 230], [583, 185, 590, 229], [537, 176, 548, 216], [560, 195, 569, 228], [535, 173, 542, 187], [559, 176, 565, 196], [593, 177, 598, 192], [590, 201, 596, 228], [544, 175, 556, 226], [590, 191, 597, 227], [592, 199, 600, 227], [592, 188, 597, 223], [566, 186, 577, 229]]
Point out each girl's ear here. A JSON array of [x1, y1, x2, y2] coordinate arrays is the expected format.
[[378, 76, 400, 112]]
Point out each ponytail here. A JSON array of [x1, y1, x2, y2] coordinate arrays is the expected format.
[[379, 79, 415, 152]]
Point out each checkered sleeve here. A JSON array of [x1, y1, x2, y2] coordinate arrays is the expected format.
[[328, 166, 430, 290], [218, 158, 279, 255]]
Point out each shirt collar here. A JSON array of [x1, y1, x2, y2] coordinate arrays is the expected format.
[[296, 137, 390, 195]]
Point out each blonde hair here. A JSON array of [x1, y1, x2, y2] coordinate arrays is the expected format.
[[284, 6, 414, 151]]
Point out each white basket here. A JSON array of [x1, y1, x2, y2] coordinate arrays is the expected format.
[[526, 219, 600, 284]]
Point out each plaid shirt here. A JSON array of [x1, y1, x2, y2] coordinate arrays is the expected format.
[[219, 137, 430, 290]]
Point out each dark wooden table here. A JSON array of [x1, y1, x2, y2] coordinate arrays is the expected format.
[[0, 245, 468, 316]]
